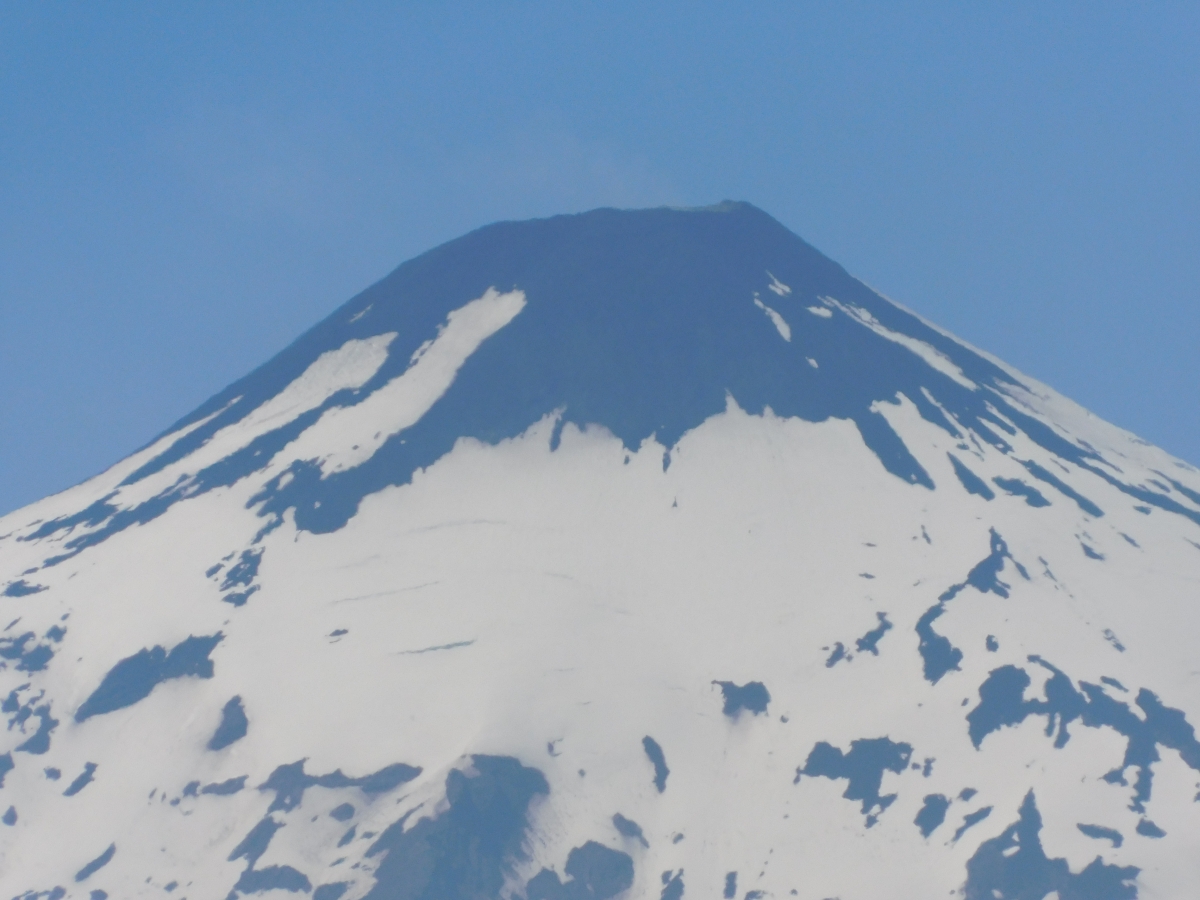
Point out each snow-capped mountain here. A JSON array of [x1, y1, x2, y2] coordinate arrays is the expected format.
[[2, 201, 1199, 900]]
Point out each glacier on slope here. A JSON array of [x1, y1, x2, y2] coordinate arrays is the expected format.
[[1, 202, 1199, 899]]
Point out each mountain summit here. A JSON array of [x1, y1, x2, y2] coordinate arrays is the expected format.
[[2, 203, 1198, 899]]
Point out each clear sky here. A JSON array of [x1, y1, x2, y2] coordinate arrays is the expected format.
[[2, 3, 1198, 515]]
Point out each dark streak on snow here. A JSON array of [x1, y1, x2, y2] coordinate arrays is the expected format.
[[76, 634, 223, 722], [968, 656, 1200, 812], [713, 681, 771, 717], [917, 529, 1027, 684], [208, 696, 249, 750], [612, 813, 649, 848], [642, 737, 669, 793], [795, 737, 912, 827], [914, 794, 950, 837], [964, 792, 1137, 900], [259, 759, 421, 814]]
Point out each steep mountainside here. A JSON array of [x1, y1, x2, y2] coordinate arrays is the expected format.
[[2, 203, 1199, 900]]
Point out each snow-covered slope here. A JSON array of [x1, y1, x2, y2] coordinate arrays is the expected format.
[[2, 202, 1199, 900]]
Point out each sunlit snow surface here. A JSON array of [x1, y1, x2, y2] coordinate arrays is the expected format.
[[2, 203, 1200, 899]]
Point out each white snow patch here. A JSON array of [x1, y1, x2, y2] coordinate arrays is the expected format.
[[99, 332, 399, 508], [753, 294, 792, 342], [808, 357, 819, 369], [767, 272, 792, 296], [822, 296, 977, 389], [808, 305, 833, 318], [0, 396, 240, 531], [235, 331, 398, 435], [284, 287, 527, 475]]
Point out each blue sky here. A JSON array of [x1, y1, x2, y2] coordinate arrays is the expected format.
[[2, 3, 1198, 515]]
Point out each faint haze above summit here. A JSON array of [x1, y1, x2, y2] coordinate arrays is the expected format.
[[2, 3, 1198, 515]]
